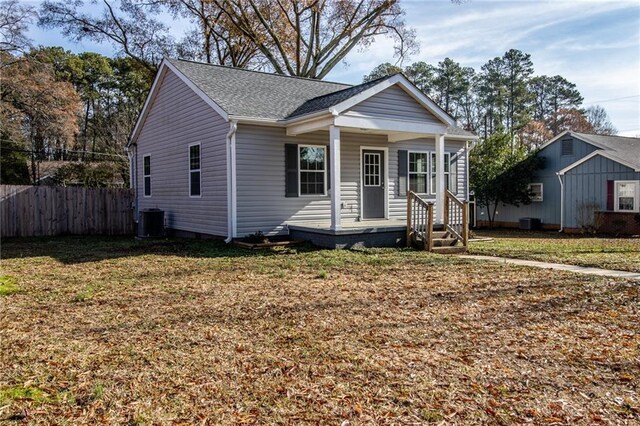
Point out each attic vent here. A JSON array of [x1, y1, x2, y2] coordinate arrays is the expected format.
[[561, 138, 573, 156]]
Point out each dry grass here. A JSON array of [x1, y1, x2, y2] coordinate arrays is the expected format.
[[470, 230, 640, 273], [1, 236, 638, 424]]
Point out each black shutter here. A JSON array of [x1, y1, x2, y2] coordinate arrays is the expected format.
[[285, 144, 298, 197], [398, 150, 408, 195], [326, 147, 330, 191]]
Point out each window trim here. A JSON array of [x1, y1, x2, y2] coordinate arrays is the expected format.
[[298, 144, 328, 197], [528, 182, 543, 202], [143, 154, 151, 198], [407, 150, 430, 195], [614, 180, 639, 212], [188, 143, 202, 198]]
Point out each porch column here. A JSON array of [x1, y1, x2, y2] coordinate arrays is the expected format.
[[329, 125, 341, 231], [435, 133, 445, 224]]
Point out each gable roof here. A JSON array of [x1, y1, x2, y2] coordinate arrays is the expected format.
[[550, 131, 640, 174], [168, 58, 351, 120], [128, 58, 476, 146], [287, 74, 394, 118], [572, 132, 640, 168], [165, 58, 472, 135]]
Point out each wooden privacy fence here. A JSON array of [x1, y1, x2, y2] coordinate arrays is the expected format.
[[1, 185, 135, 237]]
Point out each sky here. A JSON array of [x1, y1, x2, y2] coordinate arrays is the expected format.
[[25, 0, 640, 136]]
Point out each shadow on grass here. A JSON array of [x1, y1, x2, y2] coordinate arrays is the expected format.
[[0, 235, 324, 264], [474, 228, 638, 240]]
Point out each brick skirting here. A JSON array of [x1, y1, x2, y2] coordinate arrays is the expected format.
[[595, 211, 640, 235]]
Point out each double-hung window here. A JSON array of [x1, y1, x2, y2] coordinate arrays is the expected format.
[[143, 155, 151, 197], [528, 183, 543, 201], [299, 145, 326, 196], [430, 152, 452, 194], [615, 181, 639, 212], [189, 144, 201, 197], [408, 152, 428, 193]]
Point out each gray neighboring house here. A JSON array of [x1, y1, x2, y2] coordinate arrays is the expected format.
[[127, 58, 477, 247], [480, 130, 640, 234]]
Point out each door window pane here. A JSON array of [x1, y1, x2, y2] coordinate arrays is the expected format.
[[364, 153, 381, 187]]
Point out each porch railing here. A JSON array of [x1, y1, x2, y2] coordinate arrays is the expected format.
[[444, 190, 469, 248], [407, 190, 470, 251], [406, 191, 434, 250]]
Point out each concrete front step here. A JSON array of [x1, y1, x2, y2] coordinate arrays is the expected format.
[[431, 246, 467, 254]]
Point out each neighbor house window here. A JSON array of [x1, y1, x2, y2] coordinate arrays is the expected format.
[[299, 145, 326, 195], [408, 152, 428, 193], [143, 155, 151, 197], [561, 138, 573, 156], [189, 144, 201, 197], [430, 152, 451, 194], [528, 183, 543, 202], [615, 181, 639, 212]]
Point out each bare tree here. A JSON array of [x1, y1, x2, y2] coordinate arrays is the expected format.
[[585, 105, 617, 135], [0, 0, 36, 55], [165, 0, 260, 68], [39, 0, 175, 74], [208, 0, 418, 78]]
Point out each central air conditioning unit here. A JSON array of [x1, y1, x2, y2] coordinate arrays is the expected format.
[[139, 208, 165, 238], [519, 217, 541, 230]]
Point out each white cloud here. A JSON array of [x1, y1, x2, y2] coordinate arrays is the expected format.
[[328, 0, 640, 135]]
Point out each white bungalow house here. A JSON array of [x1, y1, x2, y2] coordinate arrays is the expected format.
[[127, 58, 478, 249]]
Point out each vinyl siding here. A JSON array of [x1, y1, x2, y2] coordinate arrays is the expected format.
[[136, 68, 229, 236], [488, 138, 632, 228], [345, 85, 442, 124], [235, 124, 467, 236]]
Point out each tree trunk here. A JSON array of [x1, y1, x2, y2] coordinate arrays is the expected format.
[[82, 100, 90, 161]]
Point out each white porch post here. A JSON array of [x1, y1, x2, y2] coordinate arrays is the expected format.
[[329, 125, 341, 231], [435, 133, 445, 224]]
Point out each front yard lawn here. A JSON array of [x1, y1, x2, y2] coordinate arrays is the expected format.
[[470, 230, 640, 273], [1, 237, 638, 424]]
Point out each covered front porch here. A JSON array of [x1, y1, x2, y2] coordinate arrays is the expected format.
[[283, 122, 471, 251], [277, 73, 476, 250]]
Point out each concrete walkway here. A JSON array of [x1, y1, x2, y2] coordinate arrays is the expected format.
[[458, 255, 640, 281]]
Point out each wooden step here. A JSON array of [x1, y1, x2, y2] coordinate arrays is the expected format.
[[431, 231, 449, 239], [432, 238, 458, 247], [430, 246, 467, 254]]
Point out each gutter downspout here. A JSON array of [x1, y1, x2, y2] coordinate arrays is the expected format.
[[556, 172, 564, 232], [126, 144, 138, 224], [225, 120, 238, 243]]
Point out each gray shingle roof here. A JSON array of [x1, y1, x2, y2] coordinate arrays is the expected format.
[[167, 59, 475, 137], [287, 74, 395, 118], [573, 132, 640, 169], [169, 58, 349, 120]]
